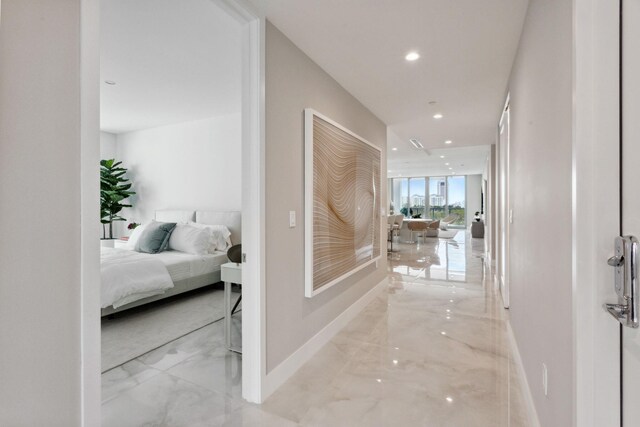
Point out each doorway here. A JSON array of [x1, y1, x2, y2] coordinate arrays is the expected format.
[[498, 98, 510, 308], [81, 0, 265, 421]]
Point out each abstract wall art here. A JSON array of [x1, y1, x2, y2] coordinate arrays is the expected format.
[[304, 109, 381, 297]]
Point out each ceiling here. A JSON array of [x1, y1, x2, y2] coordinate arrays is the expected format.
[[100, 0, 243, 134], [250, 0, 528, 175]]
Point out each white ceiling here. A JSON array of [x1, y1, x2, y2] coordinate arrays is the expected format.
[[100, 0, 243, 134], [250, 0, 528, 175]]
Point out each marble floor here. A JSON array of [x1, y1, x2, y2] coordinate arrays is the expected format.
[[102, 231, 529, 426]]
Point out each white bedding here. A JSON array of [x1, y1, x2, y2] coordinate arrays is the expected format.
[[101, 247, 228, 309]]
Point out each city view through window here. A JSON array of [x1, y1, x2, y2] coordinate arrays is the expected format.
[[389, 176, 466, 226]]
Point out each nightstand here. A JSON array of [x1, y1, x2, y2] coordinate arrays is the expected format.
[[221, 262, 242, 353]]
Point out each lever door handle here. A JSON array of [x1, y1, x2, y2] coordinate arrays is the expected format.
[[608, 255, 624, 267]]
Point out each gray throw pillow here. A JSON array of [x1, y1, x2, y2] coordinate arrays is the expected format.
[[135, 222, 177, 254]]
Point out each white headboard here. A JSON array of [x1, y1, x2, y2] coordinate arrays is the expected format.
[[195, 211, 241, 245], [155, 210, 196, 223]]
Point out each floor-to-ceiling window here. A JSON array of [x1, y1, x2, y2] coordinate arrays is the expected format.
[[428, 177, 447, 220], [408, 177, 426, 218], [447, 176, 466, 226], [390, 175, 467, 228]]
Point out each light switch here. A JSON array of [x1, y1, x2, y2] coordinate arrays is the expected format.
[[289, 211, 296, 228]]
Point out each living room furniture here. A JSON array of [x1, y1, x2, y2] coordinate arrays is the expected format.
[[439, 214, 459, 230], [221, 262, 242, 353], [471, 220, 485, 238], [426, 220, 441, 237], [407, 221, 429, 243]]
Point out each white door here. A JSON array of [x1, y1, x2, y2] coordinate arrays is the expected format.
[[498, 102, 510, 308], [621, 1, 640, 424]]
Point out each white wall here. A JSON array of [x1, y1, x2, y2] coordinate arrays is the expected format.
[[465, 174, 483, 226], [107, 115, 241, 235], [100, 131, 117, 160], [265, 22, 388, 372], [0, 0, 100, 424], [506, 0, 574, 425]]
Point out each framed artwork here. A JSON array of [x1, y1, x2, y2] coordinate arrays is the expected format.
[[304, 109, 381, 297]]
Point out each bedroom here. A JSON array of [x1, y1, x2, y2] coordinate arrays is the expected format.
[[98, 0, 244, 393]]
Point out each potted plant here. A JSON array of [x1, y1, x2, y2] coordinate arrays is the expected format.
[[100, 159, 136, 239]]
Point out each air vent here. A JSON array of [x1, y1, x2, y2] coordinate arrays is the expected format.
[[409, 138, 424, 149]]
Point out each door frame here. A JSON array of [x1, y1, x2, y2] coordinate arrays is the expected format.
[[573, 0, 621, 425], [79, 0, 268, 421], [497, 96, 510, 308]]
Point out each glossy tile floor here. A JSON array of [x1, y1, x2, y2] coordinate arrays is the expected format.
[[102, 231, 529, 426]]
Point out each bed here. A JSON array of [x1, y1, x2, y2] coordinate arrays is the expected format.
[[100, 209, 241, 316]]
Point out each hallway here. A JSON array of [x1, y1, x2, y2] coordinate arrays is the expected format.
[[101, 231, 529, 426], [262, 232, 529, 426]]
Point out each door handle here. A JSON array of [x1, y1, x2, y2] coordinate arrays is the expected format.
[[604, 236, 639, 328]]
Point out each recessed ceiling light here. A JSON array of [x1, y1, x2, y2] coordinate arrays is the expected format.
[[433, 113, 443, 119], [392, 147, 398, 151], [446, 397, 454, 403], [104, 80, 116, 85], [405, 52, 420, 61], [445, 162, 450, 166], [388, 170, 392, 173], [449, 167, 452, 170], [445, 140, 452, 144], [441, 331, 447, 335], [440, 155, 445, 159]]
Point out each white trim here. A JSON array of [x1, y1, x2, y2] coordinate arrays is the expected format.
[[507, 322, 541, 427], [80, 0, 101, 424], [263, 278, 388, 398], [572, 0, 621, 425], [216, 0, 266, 404], [304, 108, 383, 298]]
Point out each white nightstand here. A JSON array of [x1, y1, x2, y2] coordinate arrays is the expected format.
[[221, 262, 242, 353]]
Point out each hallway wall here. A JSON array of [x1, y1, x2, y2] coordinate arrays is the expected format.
[[506, 0, 574, 425], [0, 0, 100, 424], [264, 21, 387, 372]]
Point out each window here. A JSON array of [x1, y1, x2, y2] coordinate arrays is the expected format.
[[447, 176, 466, 226], [389, 175, 468, 226], [428, 177, 446, 220], [408, 177, 425, 218]]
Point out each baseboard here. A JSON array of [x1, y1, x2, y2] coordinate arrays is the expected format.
[[262, 277, 388, 400], [507, 322, 541, 427]]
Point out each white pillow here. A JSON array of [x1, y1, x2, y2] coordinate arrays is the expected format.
[[125, 221, 151, 250], [168, 223, 211, 255], [189, 222, 232, 252]]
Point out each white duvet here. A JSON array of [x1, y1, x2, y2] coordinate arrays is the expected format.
[[101, 247, 174, 309]]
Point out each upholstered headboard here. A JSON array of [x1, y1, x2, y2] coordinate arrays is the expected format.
[[155, 210, 196, 223], [195, 211, 241, 245]]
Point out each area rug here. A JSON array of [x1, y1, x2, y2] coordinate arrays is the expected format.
[[101, 286, 227, 372]]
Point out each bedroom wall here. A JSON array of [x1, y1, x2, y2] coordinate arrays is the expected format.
[[506, 0, 574, 425], [100, 131, 117, 160], [265, 21, 388, 372], [111, 114, 241, 235]]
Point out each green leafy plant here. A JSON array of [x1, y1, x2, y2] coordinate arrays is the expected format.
[[100, 159, 136, 239]]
